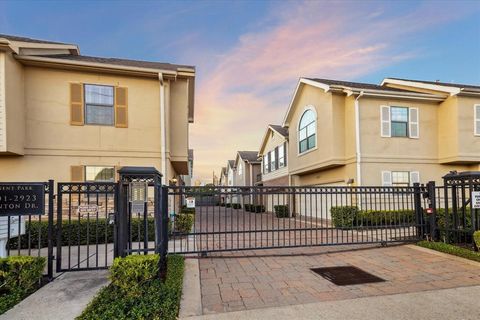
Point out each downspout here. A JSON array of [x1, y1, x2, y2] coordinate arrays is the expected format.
[[354, 91, 364, 186], [159, 73, 167, 182]]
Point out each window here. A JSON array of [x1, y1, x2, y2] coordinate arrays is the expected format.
[[269, 150, 276, 171], [382, 171, 420, 186], [391, 107, 408, 137], [381, 106, 419, 138], [278, 144, 285, 168], [84, 84, 114, 125], [85, 166, 115, 182], [298, 109, 316, 153], [475, 104, 480, 136], [238, 162, 243, 175], [391, 171, 409, 186], [263, 155, 269, 173]]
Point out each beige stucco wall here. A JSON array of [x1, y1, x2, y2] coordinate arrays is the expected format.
[[0, 55, 190, 183], [456, 96, 480, 162], [287, 85, 345, 176]]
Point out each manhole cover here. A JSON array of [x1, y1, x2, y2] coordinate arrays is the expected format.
[[311, 266, 385, 286]]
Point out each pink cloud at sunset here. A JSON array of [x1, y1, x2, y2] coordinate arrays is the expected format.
[[189, 1, 477, 182]]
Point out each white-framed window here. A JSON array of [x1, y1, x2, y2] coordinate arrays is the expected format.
[[85, 166, 115, 182], [269, 150, 276, 171], [278, 144, 285, 168], [238, 162, 243, 175], [475, 104, 480, 136], [381, 171, 420, 186], [298, 108, 316, 153], [380, 105, 419, 138], [84, 84, 115, 126], [263, 155, 269, 173]]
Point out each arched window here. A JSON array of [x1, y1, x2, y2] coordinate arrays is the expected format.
[[298, 108, 316, 153]]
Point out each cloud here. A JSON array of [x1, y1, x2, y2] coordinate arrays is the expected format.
[[189, 0, 476, 182]]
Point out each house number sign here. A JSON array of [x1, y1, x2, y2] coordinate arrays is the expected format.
[[0, 183, 45, 216]]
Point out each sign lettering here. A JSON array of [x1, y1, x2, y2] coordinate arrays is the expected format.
[[473, 191, 480, 209], [0, 183, 45, 216]]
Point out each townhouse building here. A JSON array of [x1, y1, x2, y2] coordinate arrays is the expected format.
[[275, 77, 480, 187], [258, 125, 288, 186], [234, 151, 261, 186], [0, 34, 195, 184]]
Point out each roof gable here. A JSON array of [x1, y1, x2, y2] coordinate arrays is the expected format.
[[258, 125, 288, 155]]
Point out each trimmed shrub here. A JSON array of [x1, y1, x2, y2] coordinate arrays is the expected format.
[[225, 203, 232, 208], [0, 256, 46, 314], [7, 218, 156, 250], [78, 255, 185, 320], [244, 204, 252, 212], [474, 230, 480, 250], [331, 206, 358, 228], [252, 205, 266, 213], [417, 241, 480, 262], [110, 255, 159, 297], [274, 205, 289, 218], [173, 214, 194, 234], [232, 203, 241, 209]]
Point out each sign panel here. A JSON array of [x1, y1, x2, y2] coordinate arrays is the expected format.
[[473, 191, 480, 209], [186, 197, 195, 208], [77, 204, 99, 217], [0, 183, 45, 216]]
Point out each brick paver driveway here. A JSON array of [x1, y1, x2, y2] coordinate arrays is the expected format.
[[189, 208, 480, 315]]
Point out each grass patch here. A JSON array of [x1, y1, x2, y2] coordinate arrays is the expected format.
[[78, 255, 184, 320], [417, 241, 480, 263]]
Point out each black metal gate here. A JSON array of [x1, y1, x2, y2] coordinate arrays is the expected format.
[[167, 184, 427, 254], [55, 182, 117, 272]]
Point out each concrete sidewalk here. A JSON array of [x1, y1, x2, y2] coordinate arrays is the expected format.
[[184, 284, 480, 320], [1, 270, 108, 320]]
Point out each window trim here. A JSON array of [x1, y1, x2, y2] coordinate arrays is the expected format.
[[391, 171, 410, 187], [84, 83, 115, 126], [297, 106, 318, 156], [84, 165, 115, 182], [475, 104, 480, 136], [390, 106, 409, 138]]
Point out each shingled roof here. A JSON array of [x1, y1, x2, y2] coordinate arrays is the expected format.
[[32, 54, 195, 72], [0, 33, 72, 45], [386, 78, 480, 90], [307, 78, 411, 92], [238, 151, 261, 163], [269, 125, 288, 137]]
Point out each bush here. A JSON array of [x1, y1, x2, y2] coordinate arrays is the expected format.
[[244, 204, 252, 212], [232, 203, 241, 209], [0, 256, 46, 315], [225, 203, 232, 208], [110, 255, 159, 297], [417, 241, 480, 262], [330, 207, 415, 228], [331, 206, 358, 228], [252, 205, 265, 213], [78, 255, 185, 320], [474, 231, 480, 250], [173, 214, 194, 234], [7, 218, 156, 250], [274, 205, 289, 218]]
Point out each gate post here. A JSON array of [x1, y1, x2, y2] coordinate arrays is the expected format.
[[47, 179, 54, 281], [426, 181, 438, 241], [115, 180, 129, 258], [155, 178, 168, 280], [413, 183, 424, 239]]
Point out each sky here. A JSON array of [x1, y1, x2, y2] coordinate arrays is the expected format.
[[1, 0, 479, 183]]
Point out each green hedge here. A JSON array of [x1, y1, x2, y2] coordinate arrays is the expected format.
[[474, 231, 480, 250], [7, 218, 156, 250], [417, 240, 480, 262], [274, 205, 289, 218], [330, 206, 415, 228], [78, 255, 184, 320], [245, 204, 266, 213], [232, 203, 241, 209], [0, 256, 46, 315]]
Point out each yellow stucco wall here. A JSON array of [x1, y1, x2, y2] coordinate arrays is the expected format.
[[0, 53, 190, 183]]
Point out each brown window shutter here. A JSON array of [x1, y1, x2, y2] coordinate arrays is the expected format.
[[70, 83, 84, 125], [71, 165, 85, 182], [115, 87, 128, 128]]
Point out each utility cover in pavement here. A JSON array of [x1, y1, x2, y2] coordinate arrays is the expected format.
[[311, 266, 385, 286]]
